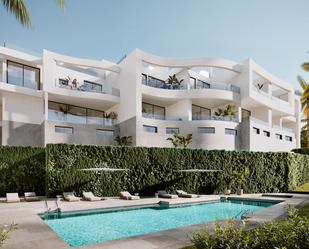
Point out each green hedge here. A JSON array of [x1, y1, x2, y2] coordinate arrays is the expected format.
[[45, 144, 309, 197], [0, 146, 45, 196], [292, 148, 309, 155]]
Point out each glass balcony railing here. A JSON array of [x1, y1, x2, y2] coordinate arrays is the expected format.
[[142, 75, 240, 93], [252, 87, 291, 106], [57, 79, 120, 97], [192, 115, 239, 122], [48, 110, 114, 126], [142, 112, 184, 121]]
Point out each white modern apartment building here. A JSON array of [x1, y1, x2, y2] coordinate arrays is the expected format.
[[0, 46, 301, 151]]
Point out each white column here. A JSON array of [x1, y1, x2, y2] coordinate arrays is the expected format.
[[268, 83, 272, 97], [267, 108, 272, 128], [279, 117, 282, 129], [2, 61, 6, 82], [44, 92, 48, 121], [237, 106, 242, 122]]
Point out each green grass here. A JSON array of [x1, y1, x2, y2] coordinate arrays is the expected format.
[[295, 182, 309, 191]]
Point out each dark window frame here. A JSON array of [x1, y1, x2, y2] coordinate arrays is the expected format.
[[55, 126, 73, 134], [143, 125, 158, 133], [192, 104, 211, 120], [225, 128, 237, 136], [48, 101, 110, 125], [285, 136, 293, 142], [263, 130, 270, 137], [142, 102, 166, 118], [6, 60, 40, 90], [253, 127, 260, 134], [275, 133, 283, 140]]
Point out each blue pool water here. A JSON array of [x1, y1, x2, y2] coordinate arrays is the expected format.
[[43, 199, 276, 247]]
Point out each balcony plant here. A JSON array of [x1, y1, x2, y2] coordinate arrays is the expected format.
[[114, 135, 132, 146], [233, 166, 250, 195], [166, 74, 183, 89], [167, 132, 192, 148], [215, 105, 236, 120], [105, 112, 118, 120], [222, 174, 234, 195]]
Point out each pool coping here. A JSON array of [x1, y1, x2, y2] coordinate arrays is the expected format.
[[1, 193, 309, 249]]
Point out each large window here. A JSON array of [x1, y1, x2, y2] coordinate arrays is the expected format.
[[7, 60, 40, 90], [96, 129, 114, 137], [143, 125, 157, 133], [192, 104, 211, 120], [48, 101, 112, 126], [142, 102, 165, 120]]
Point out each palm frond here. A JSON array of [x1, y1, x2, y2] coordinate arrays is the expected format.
[[1, 0, 32, 28], [56, 0, 65, 9], [302, 62, 309, 72], [298, 76, 308, 91]]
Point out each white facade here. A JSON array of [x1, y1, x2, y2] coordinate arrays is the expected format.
[[0, 46, 300, 151]]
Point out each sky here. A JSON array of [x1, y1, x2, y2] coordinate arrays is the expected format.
[[0, 0, 309, 89]]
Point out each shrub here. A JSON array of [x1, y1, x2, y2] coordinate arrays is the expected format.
[[0, 146, 45, 196], [292, 147, 309, 155], [190, 208, 309, 249], [45, 144, 309, 197], [0, 224, 16, 248]]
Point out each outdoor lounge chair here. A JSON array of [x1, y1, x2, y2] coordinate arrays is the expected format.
[[176, 190, 199, 198], [119, 191, 140, 200], [157, 190, 178, 199], [24, 192, 40, 202], [63, 192, 80, 202], [6, 193, 20, 203], [82, 191, 101, 201]]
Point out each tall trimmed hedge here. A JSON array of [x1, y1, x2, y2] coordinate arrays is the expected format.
[[45, 144, 309, 197], [0, 146, 45, 196]]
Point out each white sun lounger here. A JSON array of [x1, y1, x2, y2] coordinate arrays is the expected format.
[[6, 193, 20, 203], [24, 192, 40, 202], [120, 191, 140, 200], [63, 192, 80, 202], [176, 190, 199, 198], [158, 190, 178, 199], [82, 191, 101, 201]]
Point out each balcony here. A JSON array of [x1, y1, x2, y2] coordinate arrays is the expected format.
[[57, 78, 120, 97], [142, 112, 183, 121], [252, 87, 291, 107], [142, 74, 240, 94], [48, 109, 115, 126], [192, 115, 239, 122]]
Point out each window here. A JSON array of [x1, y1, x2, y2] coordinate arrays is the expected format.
[[142, 102, 165, 120], [253, 127, 260, 134], [285, 136, 292, 142], [143, 125, 157, 133], [48, 101, 107, 125], [196, 79, 210, 89], [142, 74, 147, 85], [198, 127, 215, 134], [275, 133, 283, 140], [225, 128, 237, 135], [7, 60, 40, 90], [96, 129, 114, 137], [263, 130, 270, 137], [55, 126, 73, 134], [192, 104, 211, 120], [166, 127, 179, 134]]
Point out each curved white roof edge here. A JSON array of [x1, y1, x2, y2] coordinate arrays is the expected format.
[[247, 58, 294, 91], [43, 49, 120, 73], [0, 46, 41, 63], [133, 48, 241, 73]]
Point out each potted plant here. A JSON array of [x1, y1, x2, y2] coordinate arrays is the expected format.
[[223, 175, 233, 195], [233, 166, 250, 195], [166, 74, 183, 89]]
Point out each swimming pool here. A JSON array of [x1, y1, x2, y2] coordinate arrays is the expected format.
[[42, 199, 278, 247]]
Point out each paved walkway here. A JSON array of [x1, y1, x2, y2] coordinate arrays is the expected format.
[[0, 193, 308, 249]]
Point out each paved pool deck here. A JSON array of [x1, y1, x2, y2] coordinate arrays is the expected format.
[[0, 193, 308, 249]]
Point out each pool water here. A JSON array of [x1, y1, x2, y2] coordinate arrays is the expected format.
[[43, 199, 276, 247]]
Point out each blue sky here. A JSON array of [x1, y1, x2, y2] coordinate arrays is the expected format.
[[0, 0, 309, 88]]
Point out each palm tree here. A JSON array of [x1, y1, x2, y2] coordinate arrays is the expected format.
[[166, 74, 183, 89], [167, 133, 192, 148], [114, 135, 132, 146], [1, 0, 65, 28], [298, 74, 309, 147]]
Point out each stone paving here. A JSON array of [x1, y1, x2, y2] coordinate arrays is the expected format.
[[0, 193, 308, 249]]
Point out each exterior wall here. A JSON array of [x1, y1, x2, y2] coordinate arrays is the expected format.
[[0, 46, 301, 152], [44, 120, 116, 146]]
